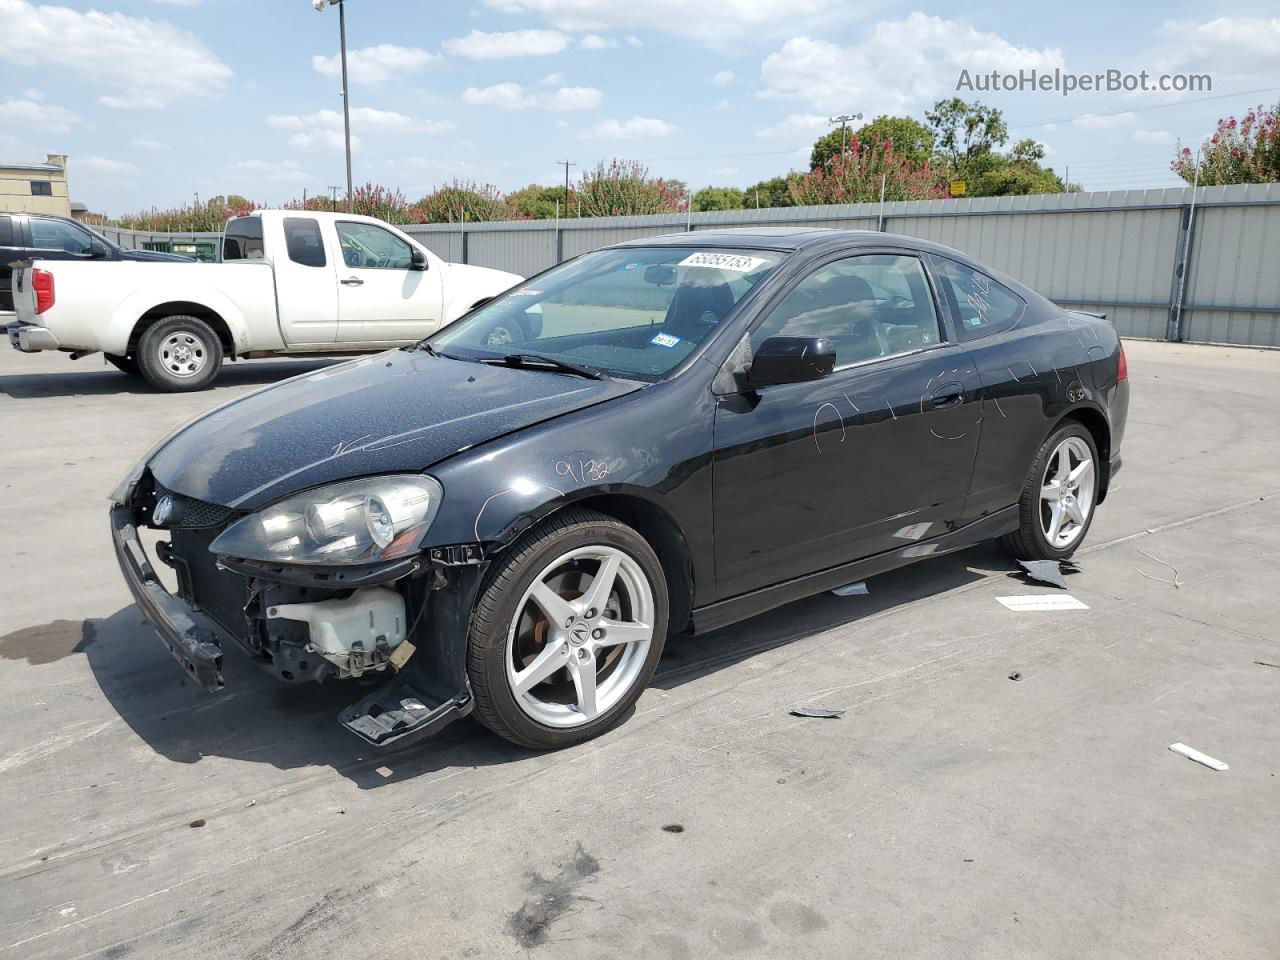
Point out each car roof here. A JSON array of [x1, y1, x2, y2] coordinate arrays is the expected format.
[[611, 227, 968, 259]]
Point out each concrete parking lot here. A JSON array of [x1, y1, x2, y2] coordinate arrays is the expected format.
[[1, 340, 1277, 959]]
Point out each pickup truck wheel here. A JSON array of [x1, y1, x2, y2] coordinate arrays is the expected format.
[[467, 509, 668, 750], [105, 354, 140, 377], [137, 316, 223, 392]]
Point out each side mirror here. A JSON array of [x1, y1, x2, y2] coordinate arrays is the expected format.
[[89, 241, 111, 259], [410, 247, 428, 271], [746, 336, 836, 388]]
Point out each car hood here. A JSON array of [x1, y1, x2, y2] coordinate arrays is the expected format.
[[120, 249, 195, 262], [148, 350, 639, 510]]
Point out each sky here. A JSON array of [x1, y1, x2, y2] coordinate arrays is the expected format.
[[0, 0, 1278, 216]]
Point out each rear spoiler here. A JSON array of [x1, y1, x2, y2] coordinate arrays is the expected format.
[[1067, 308, 1107, 320]]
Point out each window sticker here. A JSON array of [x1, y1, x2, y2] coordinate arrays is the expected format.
[[650, 332, 682, 348], [677, 251, 767, 273], [621, 261, 639, 271]]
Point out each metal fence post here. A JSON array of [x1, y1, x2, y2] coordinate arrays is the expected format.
[[460, 210, 468, 264], [1166, 203, 1201, 342]]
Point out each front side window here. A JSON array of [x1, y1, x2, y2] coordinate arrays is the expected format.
[[284, 217, 326, 268], [30, 181, 53, 197], [336, 221, 412, 269], [29, 218, 93, 254], [929, 256, 1025, 340], [432, 247, 785, 381], [751, 254, 942, 366], [222, 217, 264, 260]]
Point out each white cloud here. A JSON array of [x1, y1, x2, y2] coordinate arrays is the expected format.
[[0, 0, 231, 109], [312, 44, 440, 86], [759, 13, 1063, 114], [1155, 17, 1280, 76], [131, 137, 170, 151], [756, 112, 828, 138], [0, 97, 78, 133], [268, 107, 451, 151], [482, 0, 840, 41], [625, 35, 642, 47], [77, 155, 138, 175], [712, 69, 734, 85], [233, 159, 313, 183], [462, 82, 601, 110], [151, 0, 201, 5], [1073, 112, 1137, 129], [541, 72, 566, 85], [716, 99, 731, 110], [583, 116, 675, 139], [20, 87, 43, 100], [580, 33, 617, 49], [442, 28, 569, 59], [1134, 129, 1173, 144]]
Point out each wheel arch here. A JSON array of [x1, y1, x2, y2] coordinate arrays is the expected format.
[[1055, 404, 1112, 501], [127, 302, 236, 359]]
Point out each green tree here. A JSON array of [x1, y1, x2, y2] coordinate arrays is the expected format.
[[790, 136, 944, 205], [925, 98, 1008, 178], [742, 175, 799, 209], [692, 186, 745, 211], [810, 115, 934, 169], [505, 183, 568, 219]]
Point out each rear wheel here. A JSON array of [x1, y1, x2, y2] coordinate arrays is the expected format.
[[467, 509, 668, 749], [1001, 421, 1099, 561], [137, 315, 223, 392]]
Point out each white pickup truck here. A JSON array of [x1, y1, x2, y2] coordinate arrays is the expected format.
[[7, 210, 521, 390]]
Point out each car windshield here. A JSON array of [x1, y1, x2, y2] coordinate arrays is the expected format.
[[429, 246, 786, 381]]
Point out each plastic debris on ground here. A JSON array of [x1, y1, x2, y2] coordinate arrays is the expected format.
[[1169, 742, 1229, 771], [996, 595, 1089, 612], [831, 581, 869, 596], [1016, 559, 1069, 589], [789, 706, 846, 719], [1008, 671, 1023, 681], [1253, 660, 1280, 669]]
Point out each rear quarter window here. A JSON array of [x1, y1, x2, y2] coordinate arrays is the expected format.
[[930, 256, 1025, 341], [284, 217, 326, 268], [223, 217, 265, 261]]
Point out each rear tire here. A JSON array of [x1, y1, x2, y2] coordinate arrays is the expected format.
[[137, 315, 223, 392], [1001, 421, 1100, 561], [467, 508, 668, 750]]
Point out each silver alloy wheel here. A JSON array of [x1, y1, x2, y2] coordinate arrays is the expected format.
[[506, 545, 655, 728], [158, 330, 208, 378], [1039, 435, 1096, 549]]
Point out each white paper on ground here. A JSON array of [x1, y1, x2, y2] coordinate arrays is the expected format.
[[996, 594, 1090, 611], [1169, 742, 1229, 771]]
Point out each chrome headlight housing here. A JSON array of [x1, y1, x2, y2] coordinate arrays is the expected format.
[[210, 475, 443, 566]]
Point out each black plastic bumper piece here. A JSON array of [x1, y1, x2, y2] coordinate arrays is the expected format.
[[339, 675, 473, 748], [111, 504, 225, 692]]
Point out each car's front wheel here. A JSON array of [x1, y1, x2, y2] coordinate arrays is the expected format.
[[1002, 421, 1100, 561], [467, 509, 668, 749]]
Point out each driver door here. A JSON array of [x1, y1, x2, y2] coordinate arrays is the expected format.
[[334, 220, 443, 343], [711, 252, 983, 598]]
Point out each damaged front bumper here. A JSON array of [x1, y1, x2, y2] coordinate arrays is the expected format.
[[110, 501, 481, 748]]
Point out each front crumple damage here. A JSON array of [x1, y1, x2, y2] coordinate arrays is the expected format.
[[116, 472, 490, 748]]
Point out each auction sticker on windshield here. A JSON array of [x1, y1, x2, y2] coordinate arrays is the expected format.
[[678, 252, 768, 272]]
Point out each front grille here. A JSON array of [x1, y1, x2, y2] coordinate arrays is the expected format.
[[153, 482, 235, 529], [170, 527, 253, 641]]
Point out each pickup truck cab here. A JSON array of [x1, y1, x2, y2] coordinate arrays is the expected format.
[[0, 211, 190, 317], [8, 210, 521, 390]]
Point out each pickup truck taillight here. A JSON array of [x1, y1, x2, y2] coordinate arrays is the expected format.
[[32, 269, 55, 315]]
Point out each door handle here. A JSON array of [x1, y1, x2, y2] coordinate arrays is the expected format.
[[341, 276, 364, 286], [930, 386, 964, 409]]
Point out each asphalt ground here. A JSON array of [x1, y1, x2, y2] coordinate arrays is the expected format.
[[1, 339, 1277, 959]]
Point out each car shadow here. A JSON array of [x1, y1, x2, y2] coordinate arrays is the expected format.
[[68, 543, 1022, 788], [0, 358, 347, 399]]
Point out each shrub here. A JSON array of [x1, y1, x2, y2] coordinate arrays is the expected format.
[[414, 180, 508, 224], [574, 160, 683, 217], [1172, 103, 1280, 185], [789, 137, 945, 205]]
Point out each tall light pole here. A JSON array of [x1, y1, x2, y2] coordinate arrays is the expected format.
[[828, 113, 863, 159], [557, 160, 575, 210], [313, 0, 354, 212]]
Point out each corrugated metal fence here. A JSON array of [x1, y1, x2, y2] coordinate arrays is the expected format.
[[103, 183, 1280, 348]]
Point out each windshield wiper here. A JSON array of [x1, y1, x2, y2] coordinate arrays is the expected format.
[[486, 352, 607, 380]]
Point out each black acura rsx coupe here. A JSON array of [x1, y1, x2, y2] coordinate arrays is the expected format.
[[111, 228, 1129, 750]]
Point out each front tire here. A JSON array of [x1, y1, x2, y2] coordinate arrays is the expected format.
[[137, 315, 223, 392], [1001, 421, 1100, 561], [467, 509, 668, 749]]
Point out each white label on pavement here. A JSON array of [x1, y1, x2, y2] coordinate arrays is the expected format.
[[996, 594, 1090, 611]]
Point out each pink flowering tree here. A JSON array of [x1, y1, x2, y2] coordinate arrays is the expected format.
[[788, 137, 946, 205], [413, 180, 509, 224], [573, 160, 684, 217], [1172, 103, 1280, 185]]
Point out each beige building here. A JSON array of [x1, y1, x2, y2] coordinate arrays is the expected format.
[[1, 154, 71, 216]]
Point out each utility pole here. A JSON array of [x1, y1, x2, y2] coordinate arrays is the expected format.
[[314, 0, 354, 211], [827, 113, 863, 159], [557, 160, 575, 213], [328, 186, 341, 212]]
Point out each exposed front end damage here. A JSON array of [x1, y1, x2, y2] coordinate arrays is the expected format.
[[112, 472, 486, 748]]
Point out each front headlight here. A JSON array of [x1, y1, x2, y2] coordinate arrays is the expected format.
[[210, 475, 443, 566]]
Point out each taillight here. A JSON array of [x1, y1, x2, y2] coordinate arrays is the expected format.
[[32, 269, 55, 315], [1116, 342, 1128, 381]]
